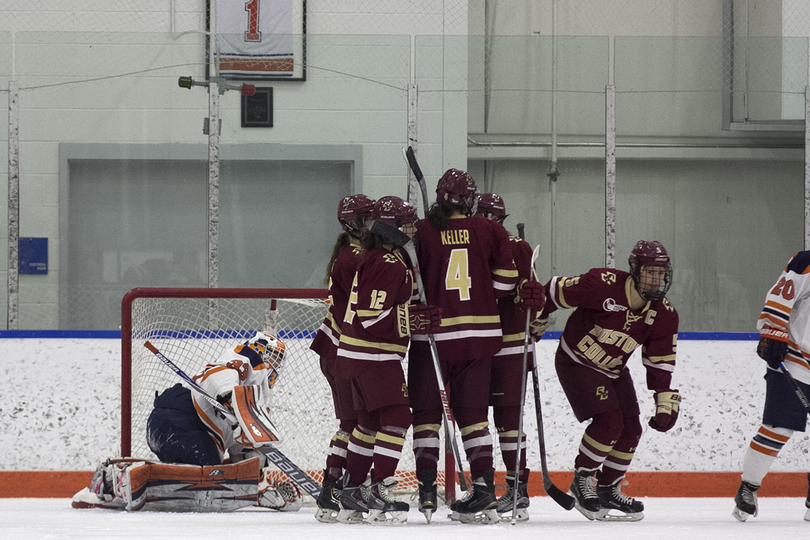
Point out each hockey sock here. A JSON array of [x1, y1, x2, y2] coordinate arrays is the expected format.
[[573, 409, 624, 471], [412, 422, 441, 471], [493, 406, 527, 479], [345, 425, 376, 485], [325, 429, 350, 482], [742, 424, 793, 485], [599, 415, 642, 486], [372, 404, 412, 481], [455, 407, 494, 479]]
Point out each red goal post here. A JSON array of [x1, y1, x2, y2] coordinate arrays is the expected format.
[[120, 287, 450, 498]]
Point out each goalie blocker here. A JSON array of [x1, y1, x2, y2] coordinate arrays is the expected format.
[[72, 457, 302, 512]]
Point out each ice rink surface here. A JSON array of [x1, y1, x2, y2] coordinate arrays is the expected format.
[[2, 496, 807, 539]]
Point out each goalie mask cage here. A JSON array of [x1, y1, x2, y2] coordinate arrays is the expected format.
[[121, 287, 451, 501]]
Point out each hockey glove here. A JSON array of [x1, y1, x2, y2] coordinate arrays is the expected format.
[[648, 389, 681, 433], [757, 326, 789, 369], [515, 279, 546, 311], [397, 303, 442, 337], [529, 313, 548, 339]]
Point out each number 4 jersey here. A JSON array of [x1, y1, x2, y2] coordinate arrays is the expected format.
[[412, 215, 518, 361], [758, 250, 810, 385]]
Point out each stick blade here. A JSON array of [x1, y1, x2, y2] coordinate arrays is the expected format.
[[545, 482, 576, 510], [405, 146, 423, 180], [368, 219, 412, 248]]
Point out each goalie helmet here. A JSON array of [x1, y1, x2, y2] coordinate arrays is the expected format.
[[338, 194, 375, 234], [476, 193, 508, 223], [246, 332, 286, 386], [436, 168, 479, 216], [628, 240, 672, 301]]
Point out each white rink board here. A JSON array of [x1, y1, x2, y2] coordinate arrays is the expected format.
[[1, 337, 806, 474]]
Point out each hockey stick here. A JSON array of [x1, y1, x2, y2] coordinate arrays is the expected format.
[[403, 146, 430, 218], [530, 343, 576, 510], [778, 362, 810, 414], [143, 341, 322, 499], [511, 244, 540, 524], [513, 238, 575, 511], [368, 219, 468, 491]]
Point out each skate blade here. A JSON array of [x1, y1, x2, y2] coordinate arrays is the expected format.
[[419, 508, 434, 524], [804, 506, 810, 522], [336, 509, 366, 523], [594, 508, 644, 522], [498, 508, 530, 523], [572, 502, 600, 521], [454, 508, 499, 524], [365, 509, 408, 525], [732, 507, 753, 522], [314, 507, 340, 523]]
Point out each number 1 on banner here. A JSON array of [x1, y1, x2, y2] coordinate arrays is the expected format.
[[244, 0, 261, 41]]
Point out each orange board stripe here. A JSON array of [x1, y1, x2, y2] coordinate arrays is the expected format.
[[1, 470, 807, 499]]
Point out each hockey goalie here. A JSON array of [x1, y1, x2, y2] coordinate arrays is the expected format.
[[73, 332, 303, 512]]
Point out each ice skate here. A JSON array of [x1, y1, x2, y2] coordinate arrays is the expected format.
[[449, 469, 498, 524], [364, 477, 409, 524], [732, 480, 759, 522], [569, 468, 601, 520], [336, 477, 370, 524], [496, 475, 529, 522], [595, 480, 644, 522], [416, 469, 438, 524], [314, 472, 342, 523]]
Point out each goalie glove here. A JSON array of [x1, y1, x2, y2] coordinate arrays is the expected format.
[[396, 303, 442, 337], [257, 468, 302, 512], [515, 279, 546, 311], [648, 389, 681, 433], [757, 326, 789, 369]]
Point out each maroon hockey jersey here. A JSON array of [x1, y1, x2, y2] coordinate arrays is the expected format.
[[495, 235, 535, 362], [310, 239, 364, 358], [543, 267, 678, 391], [335, 247, 417, 378], [412, 215, 518, 361]]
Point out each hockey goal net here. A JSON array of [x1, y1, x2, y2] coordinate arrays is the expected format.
[[121, 287, 449, 502]]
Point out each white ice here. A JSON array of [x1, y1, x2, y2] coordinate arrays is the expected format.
[[2, 497, 807, 540]]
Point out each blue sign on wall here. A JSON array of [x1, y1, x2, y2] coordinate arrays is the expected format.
[[19, 237, 48, 275]]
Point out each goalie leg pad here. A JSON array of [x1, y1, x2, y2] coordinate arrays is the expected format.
[[130, 458, 262, 512]]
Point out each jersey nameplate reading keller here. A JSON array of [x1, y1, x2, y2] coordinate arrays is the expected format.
[[215, 0, 302, 79]]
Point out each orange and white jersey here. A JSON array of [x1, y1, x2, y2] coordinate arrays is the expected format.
[[191, 343, 274, 460], [757, 250, 810, 385]]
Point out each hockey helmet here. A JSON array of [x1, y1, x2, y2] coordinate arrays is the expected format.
[[371, 196, 418, 230], [476, 193, 508, 223], [436, 168, 479, 216], [338, 194, 375, 234], [246, 332, 286, 386], [628, 240, 672, 301]]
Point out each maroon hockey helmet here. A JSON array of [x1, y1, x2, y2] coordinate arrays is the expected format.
[[476, 193, 508, 223], [436, 168, 479, 216], [338, 194, 375, 234], [628, 240, 672, 301], [371, 195, 418, 229]]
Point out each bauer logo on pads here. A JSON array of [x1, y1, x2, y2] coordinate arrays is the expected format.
[[232, 385, 280, 445]]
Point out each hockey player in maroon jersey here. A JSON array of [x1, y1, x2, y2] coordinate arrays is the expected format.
[[334, 196, 442, 524], [733, 250, 810, 522], [476, 193, 545, 522], [309, 194, 375, 523], [537, 240, 680, 522], [407, 170, 543, 523]]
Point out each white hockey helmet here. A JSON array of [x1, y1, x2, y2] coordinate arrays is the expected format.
[[246, 332, 286, 385]]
